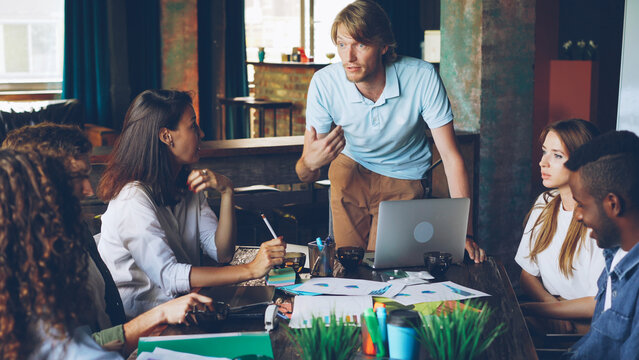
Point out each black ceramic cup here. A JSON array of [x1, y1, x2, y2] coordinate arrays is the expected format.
[[337, 246, 365, 271], [423, 251, 453, 277]]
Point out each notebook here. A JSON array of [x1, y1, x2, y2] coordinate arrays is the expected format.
[[199, 286, 275, 311], [138, 331, 273, 358], [363, 198, 470, 268]]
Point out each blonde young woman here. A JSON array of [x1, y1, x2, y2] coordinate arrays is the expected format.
[[516, 119, 605, 334]]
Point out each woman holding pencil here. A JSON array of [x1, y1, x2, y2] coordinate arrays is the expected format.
[[97, 90, 286, 319]]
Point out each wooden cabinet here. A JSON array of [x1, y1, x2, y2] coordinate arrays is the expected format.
[[548, 60, 598, 123]]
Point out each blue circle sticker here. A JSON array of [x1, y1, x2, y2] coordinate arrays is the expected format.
[[414, 221, 434, 243]]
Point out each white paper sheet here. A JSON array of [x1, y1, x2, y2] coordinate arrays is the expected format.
[[387, 271, 434, 286], [405, 271, 435, 280], [292, 278, 404, 298], [392, 281, 490, 305], [137, 348, 230, 360], [289, 295, 372, 328]]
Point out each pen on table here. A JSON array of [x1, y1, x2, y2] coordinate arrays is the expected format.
[[260, 213, 278, 239], [276, 311, 289, 320]]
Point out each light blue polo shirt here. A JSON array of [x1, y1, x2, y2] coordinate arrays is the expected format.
[[306, 56, 453, 180]]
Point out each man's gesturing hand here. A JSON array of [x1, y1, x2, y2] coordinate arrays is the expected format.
[[301, 126, 345, 171]]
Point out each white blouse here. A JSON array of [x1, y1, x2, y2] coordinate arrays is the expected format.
[[98, 182, 219, 318], [515, 191, 605, 300], [28, 322, 122, 360]]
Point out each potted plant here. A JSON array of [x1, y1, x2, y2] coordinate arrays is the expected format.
[[549, 38, 599, 123], [283, 313, 360, 360], [414, 301, 506, 360], [561, 39, 598, 60]]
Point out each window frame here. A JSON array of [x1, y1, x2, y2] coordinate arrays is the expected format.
[[0, 2, 64, 95]]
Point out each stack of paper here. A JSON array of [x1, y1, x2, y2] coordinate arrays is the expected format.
[[138, 348, 230, 360], [391, 281, 490, 305], [289, 295, 372, 328], [291, 278, 404, 298]]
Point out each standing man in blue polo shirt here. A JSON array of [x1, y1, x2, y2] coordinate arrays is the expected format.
[[295, 0, 485, 262], [564, 131, 639, 359]]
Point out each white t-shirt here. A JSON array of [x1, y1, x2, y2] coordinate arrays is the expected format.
[[604, 248, 628, 311], [515, 192, 605, 300], [98, 182, 220, 318]]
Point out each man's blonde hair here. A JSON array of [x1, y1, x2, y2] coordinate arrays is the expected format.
[[331, 0, 397, 64]]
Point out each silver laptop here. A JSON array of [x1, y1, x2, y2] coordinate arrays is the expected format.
[[363, 198, 470, 268]]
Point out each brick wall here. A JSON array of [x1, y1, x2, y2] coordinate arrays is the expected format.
[[252, 63, 326, 137]]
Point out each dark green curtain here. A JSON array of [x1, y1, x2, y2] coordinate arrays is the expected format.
[[62, 0, 112, 127], [198, 0, 216, 141], [126, 0, 161, 100], [375, 0, 422, 59], [225, 0, 249, 139]]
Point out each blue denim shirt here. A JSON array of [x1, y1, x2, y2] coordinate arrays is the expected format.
[[567, 243, 639, 359]]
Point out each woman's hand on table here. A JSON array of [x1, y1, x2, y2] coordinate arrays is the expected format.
[[158, 292, 214, 326], [465, 239, 487, 263], [522, 302, 576, 333], [188, 168, 234, 195], [248, 236, 287, 278], [546, 318, 575, 334]]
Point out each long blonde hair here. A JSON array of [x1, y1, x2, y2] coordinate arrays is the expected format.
[[525, 119, 600, 277]]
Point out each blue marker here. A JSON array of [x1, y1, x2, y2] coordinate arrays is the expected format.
[[276, 311, 289, 320], [376, 307, 388, 350], [316, 236, 324, 251]]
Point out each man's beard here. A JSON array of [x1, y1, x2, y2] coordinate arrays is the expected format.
[[344, 69, 367, 83], [595, 214, 622, 249]]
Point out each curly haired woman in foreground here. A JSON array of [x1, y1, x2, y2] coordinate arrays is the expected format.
[[0, 149, 121, 359]]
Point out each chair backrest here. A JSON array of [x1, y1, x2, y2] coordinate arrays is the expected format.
[[536, 333, 584, 359], [0, 99, 85, 142]]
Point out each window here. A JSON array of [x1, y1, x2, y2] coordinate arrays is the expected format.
[[0, 0, 64, 92], [310, 0, 353, 63], [245, 0, 352, 64], [245, 0, 301, 64]]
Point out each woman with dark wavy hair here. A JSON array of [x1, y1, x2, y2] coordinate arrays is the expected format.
[[0, 149, 121, 359], [97, 90, 285, 318]]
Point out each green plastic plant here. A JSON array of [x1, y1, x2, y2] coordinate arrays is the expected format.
[[283, 313, 360, 360], [414, 301, 506, 360]]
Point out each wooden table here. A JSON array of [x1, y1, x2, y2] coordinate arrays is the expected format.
[[86, 133, 479, 242], [161, 257, 536, 360], [90, 136, 317, 188], [90, 131, 478, 190], [88, 136, 320, 210]]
